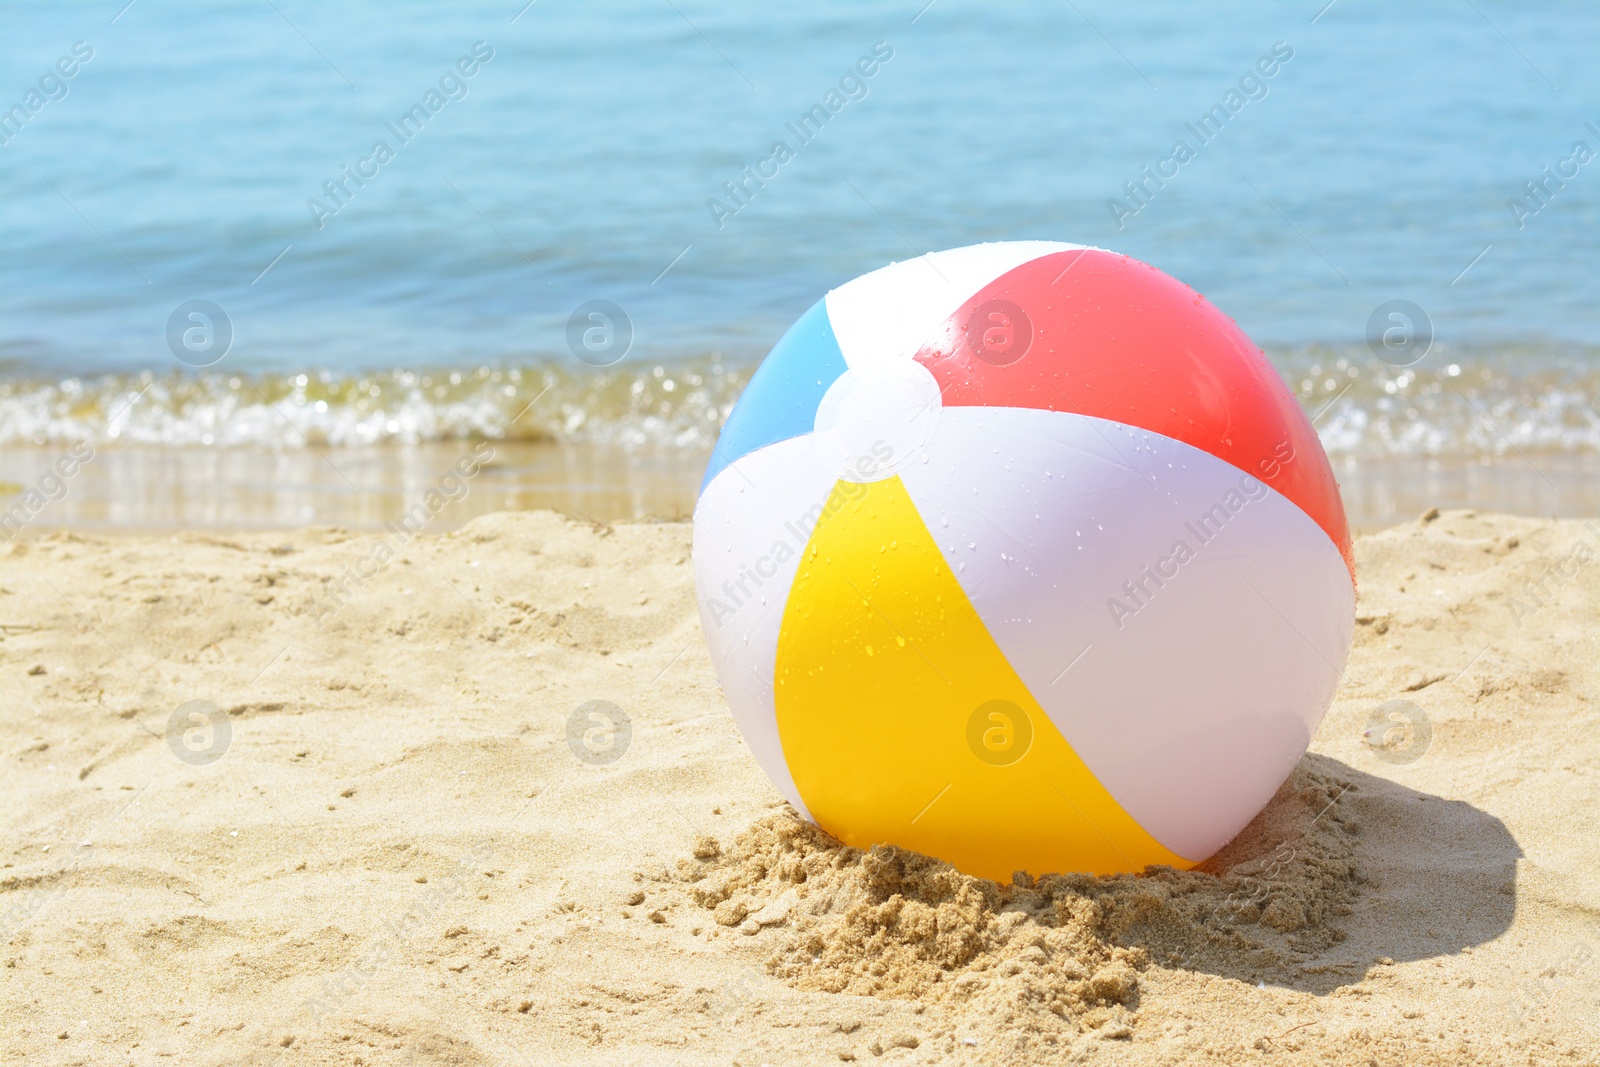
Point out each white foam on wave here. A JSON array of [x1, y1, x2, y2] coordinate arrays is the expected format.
[[0, 346, 1595, 458], [0, 360, 748, 451]]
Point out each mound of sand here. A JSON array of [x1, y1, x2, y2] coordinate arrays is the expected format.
[[663, 758, 1358, 1053]]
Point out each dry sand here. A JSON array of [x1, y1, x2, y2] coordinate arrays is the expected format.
[[3, 508, 1599, 1065]]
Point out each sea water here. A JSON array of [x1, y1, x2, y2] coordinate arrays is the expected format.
[[1, 0, 1596, 526]]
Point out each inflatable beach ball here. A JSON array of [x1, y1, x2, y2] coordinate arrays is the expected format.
[[693, 242, 1354, 881]]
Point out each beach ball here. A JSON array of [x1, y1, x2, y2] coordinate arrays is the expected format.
[[693, 242, 1354, 881]]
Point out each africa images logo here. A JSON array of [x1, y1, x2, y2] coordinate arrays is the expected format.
[[1105, 442, 1295, 629]]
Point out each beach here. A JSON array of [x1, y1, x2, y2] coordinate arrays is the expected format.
[[4, 506, 1598, 1065], [6, 1, 1599, 1062]]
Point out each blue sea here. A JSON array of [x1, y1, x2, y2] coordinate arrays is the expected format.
[[1, 0, 1597, 466]]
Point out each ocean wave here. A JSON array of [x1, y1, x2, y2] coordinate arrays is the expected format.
[[1276, 344, 1600, 459], [0, 360, 747, 451], [0, 347, 1595, 458]]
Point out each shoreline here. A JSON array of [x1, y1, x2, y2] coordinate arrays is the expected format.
[[3, 442, 1599, 536]]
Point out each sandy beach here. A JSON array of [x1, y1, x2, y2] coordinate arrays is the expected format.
[[2, 507, 1597, 1065], [7, 2, 1598, 1063]]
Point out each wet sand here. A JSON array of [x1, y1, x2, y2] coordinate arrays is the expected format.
[[3, 442, 1599, 534], [0, 442, 702, 535]]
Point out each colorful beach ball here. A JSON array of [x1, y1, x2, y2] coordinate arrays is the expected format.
[[693, 241, 1354, 881]]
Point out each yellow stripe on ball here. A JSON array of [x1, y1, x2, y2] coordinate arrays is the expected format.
[[774, 475, 1190, 880]]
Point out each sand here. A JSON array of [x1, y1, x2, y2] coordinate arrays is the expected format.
[[3, 508, 1599, 1065]]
